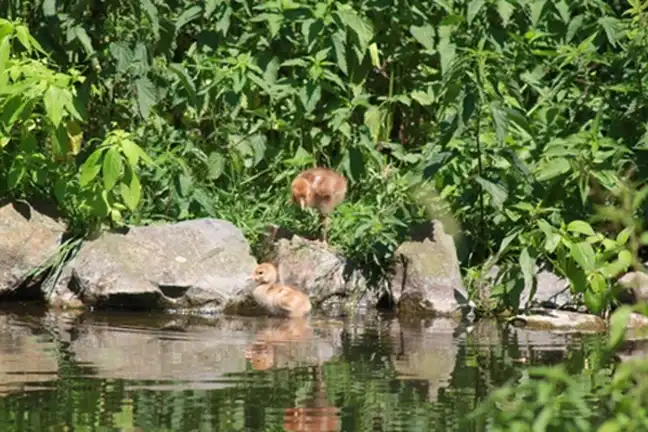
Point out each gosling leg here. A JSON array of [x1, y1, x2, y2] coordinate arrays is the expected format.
[[319, 214, 329, 246]]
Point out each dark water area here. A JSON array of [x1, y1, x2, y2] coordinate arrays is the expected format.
[[0, 306, 607, 431]]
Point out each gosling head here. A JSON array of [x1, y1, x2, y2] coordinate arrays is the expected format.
[[291, 177, 312, 210], [247, 263, 279, 285]]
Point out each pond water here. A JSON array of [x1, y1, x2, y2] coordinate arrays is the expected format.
[[0, 306, 606, 431]]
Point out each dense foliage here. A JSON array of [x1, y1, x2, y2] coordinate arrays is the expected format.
[[2, 0, 648, 315]]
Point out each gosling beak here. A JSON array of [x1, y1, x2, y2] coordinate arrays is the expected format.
[[299, 199, 305, 210], [245, 274, 253, 281]]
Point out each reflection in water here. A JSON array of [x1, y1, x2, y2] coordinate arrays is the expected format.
[[0, 306, 610, 431]]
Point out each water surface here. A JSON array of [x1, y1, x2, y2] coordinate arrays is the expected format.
[[0, 306, 606, 431]]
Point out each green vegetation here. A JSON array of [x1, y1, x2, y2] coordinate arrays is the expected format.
[[2, 0, 648, 315]]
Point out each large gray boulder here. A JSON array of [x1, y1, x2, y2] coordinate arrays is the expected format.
[[52, 218, 257, 312], [390, 221, 471, 319], [0, 201, 65, 300]]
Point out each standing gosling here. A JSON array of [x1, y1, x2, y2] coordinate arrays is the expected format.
[[291, 167, 347, 245]]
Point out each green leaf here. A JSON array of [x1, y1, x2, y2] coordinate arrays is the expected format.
[[102, 147, 123, 191], [409, 25, 435, 52], [544, 233, 561, 253], [566, 15, 584, 43], [298, 82, 321, 114], [566, 220, 596, 236], [205, 0, 219, 18], [73, 26, 95, 56], [607, 306, 632, 350], [598, 419, 622, 432], [364, 105, 384, 142], [169, 63, 197, 107], [570, 241, 596, 272], [535, 158, 570, 182], [109, 42, 133, 73], [505, 107, 532, 137], [176, 6, 202, 32], [529, 0, 547, 27], [334, 6, 373, 53], [42, 0, 56, 16], [519, 247, 535, 293], [43, 86, 65, 127], [0, 37, 10, 73], [120, 138, 152, 166], [54, 178, 67, 204], [554, 0, 570, 23], [437, 37, 456, 76], [207, 152, 225, 180], [135, 76, 157, 118], [475, 176, 508, 210], [467, 0, 485, 24], [120, 169, 142, 211], [497, 0, 515, 27], [598, 17, 619, 47], [79, 149, 104, 186], [140, 0, 160, 38], [584, 286, 604, 315], [331, 31, 347, 75], [411, 89, 435, 106], [7, 160, 25, 190], [216, 6, 232, 35], [489, 102, 508, 144], [14, 25, 32, 53]]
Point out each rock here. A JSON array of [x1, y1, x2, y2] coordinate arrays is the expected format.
[[627, 312, 648, 330], [520, 268, 584, 311], [617, 271, 648, 304], [256, 225, 377, 317], [0, 201, 65, 301], [479, 264, 584, 312], [509, 308, 606, 332], [54, 218, 257, 312], [390, 221, 469, 319]]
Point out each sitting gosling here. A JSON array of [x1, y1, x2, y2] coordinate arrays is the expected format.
[[246, 263, 312, 318]]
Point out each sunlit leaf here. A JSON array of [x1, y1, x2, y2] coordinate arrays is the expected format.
[[135, 76, 157, 118], [437, 37, 456, 76], [43, 86, 64, 127], [176, 6, 202, 32], [607, 306, 632, 350], [567, 220, 596, 236], [331, 31, 347, 75], [530, 0, 548, 27], [79, 149, 104, 186], [409, 24, 435, 52], [467, 0, 485, 24], [535, 158, 570, 182], [207, 152, 225, 180], [120, 168, 142, 211], [102, 147, 123, 191], [476, 176, 508, 210], [489, 101, 508, 144], [570, 241, 596, 272], [519, 247, 535, 296], [364, 105, 384, 142], [73, 26, 95, 56], [497, 0, 515, 26], [334, 6, 374, 53], [140, 0, 160, 38]]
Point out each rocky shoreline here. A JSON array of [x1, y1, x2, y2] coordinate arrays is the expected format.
[[1, 200, 647, 332]]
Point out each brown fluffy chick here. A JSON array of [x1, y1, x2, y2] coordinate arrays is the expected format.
[[291, 167, 347, 244], [246, 263, 312, 318]]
